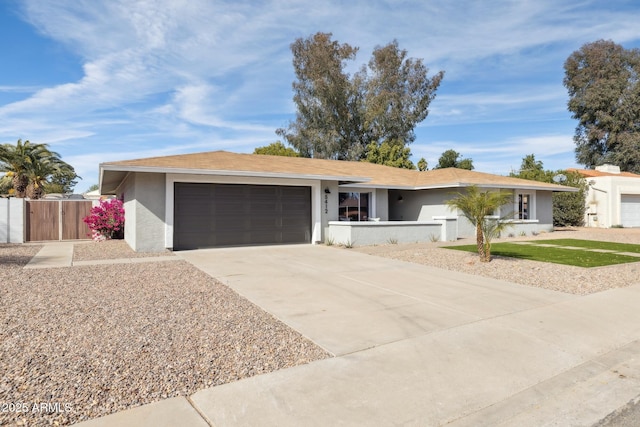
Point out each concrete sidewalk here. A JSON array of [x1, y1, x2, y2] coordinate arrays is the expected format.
[[75, 245, 640, 426]]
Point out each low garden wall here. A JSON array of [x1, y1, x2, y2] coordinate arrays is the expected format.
[[501, 219, 554, 237], [327, 217, 457, 246]]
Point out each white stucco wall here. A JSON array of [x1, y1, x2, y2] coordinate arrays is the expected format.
[[585, 176, 640, 227], [327, 220, 449, 246], [0, 198, 24, 243], [374, 188, 389, 221], [321, 180, 339, 242], [135, 173, 166, 252], [388, 188, 460, 222], [536, 191, 553, 224], [120, 174, 137, 247], [119, 172, 167, 252]]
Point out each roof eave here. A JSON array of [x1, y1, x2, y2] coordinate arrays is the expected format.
[[99, 164, 372, 193], [412, 183, 578, 192]]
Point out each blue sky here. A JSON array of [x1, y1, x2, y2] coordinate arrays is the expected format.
[[1, 1, 640, 191]]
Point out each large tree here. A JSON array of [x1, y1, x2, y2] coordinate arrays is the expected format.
[[277, 32, 443, 162], [362, 140, 415, 169], [253, 141, 300, 157], [563, 40, 640, 173], [512, 154, 553, 182], [0, 139, 78, 198], [42, 167, 80, 195], [434, 149, 474, 170]]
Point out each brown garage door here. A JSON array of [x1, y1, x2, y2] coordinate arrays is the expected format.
[[174, 183, 311, 250]]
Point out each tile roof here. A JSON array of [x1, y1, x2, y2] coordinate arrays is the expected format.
[[101, 150, 574, 192], [567, 168, 640, 178]]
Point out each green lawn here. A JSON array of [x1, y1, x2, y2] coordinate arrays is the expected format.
[[531, 239, 640, 253], [444, 239, 640, 267]]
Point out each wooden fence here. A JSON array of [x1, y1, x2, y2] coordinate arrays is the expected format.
[[25, 200, 94, 242]]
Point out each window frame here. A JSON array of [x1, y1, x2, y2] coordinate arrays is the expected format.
[[338, 191, 372, 221], [515, 192, 534, 220]]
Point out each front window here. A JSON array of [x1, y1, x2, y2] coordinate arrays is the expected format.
[[517, 194, 530, 219], [339, 192, 369, 221]]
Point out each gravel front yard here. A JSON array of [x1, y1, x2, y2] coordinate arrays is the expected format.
[[0, 242, 330, 426], [2, 229, 639, 425], [353, 227, 640, 295], [73, 240, 175, 261]]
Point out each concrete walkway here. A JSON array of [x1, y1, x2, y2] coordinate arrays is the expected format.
[[71, 245, 640, 426], [24, 241, 74, 268], [511, 240, 640, 257], [23, 242, 177, 268]]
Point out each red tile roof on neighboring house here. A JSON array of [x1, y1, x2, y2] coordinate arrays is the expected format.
[[567, 168, 640, 178], [100, 150, 575, 193]]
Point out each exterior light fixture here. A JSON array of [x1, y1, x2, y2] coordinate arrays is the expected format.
[[324, 188, 331, 194]]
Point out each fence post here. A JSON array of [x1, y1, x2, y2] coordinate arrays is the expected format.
[[59, 200, 63, 241]]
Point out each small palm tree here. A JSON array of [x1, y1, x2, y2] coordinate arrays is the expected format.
[[0, 139, 76, 198], [446, 185, 514, 262]]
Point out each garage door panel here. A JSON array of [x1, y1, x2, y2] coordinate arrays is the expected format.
[[621, 194, 640, 227], [174, 183, 311, 249]]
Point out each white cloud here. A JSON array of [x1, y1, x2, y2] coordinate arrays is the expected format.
[[411, 133, 576, 175], [0, 0, 638, 180]]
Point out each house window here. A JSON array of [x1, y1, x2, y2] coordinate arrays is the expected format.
[[339, 192, 370, 221], [517, 194, 530, 219]]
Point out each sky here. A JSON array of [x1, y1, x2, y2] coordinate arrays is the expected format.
[[1, 0, 640, 191]]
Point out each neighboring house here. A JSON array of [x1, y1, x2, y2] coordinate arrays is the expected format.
[[569, 164, 640, 228], [99, 151, 575, 252], [83, 189, 102, 200]]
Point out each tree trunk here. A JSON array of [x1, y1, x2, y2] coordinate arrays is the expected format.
[[12, 174, 28, 198], [26, 182, 44, 199], [483, 241, 492, 262], [476, 223, 487, 261]]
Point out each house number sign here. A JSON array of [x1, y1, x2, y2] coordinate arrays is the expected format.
[[324, 194, 328, 214]]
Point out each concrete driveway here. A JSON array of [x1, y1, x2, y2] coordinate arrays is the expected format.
[[177, 245, 640, 426], [79, 244, 640, 426], [180, 245, 575, 356]]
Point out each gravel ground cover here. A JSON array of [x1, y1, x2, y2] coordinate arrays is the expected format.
[[1, 246, 330, 426], [353, 228, 640, 295], [73, 239, 174, 261]]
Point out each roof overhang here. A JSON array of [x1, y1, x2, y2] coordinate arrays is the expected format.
[[339, 182, 578, 192], [99, 164, 372, 194]]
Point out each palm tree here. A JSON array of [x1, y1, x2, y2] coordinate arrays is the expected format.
[[26, 155, 77, 199], [446, 185, 514, 262], [0, 139, 77, 198]]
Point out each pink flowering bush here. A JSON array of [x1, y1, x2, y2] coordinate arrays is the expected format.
[[83, 199, 125, 240]]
